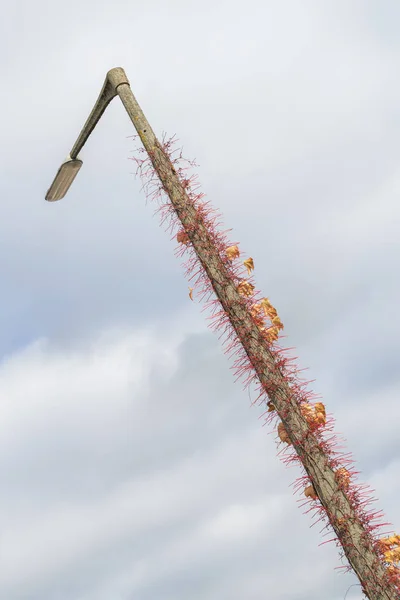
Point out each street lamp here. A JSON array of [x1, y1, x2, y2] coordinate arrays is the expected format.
[[46, 67, 142, 201], [43, 68, 400, 600]]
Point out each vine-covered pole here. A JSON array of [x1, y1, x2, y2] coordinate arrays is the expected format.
[[45, 67, 400, 600]]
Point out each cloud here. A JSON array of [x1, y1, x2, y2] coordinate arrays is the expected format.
[[2, 0, 400, 350], [0, 323, 398, 599]]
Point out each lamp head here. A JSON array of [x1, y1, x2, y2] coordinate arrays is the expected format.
[[45, 157, 83, 202]]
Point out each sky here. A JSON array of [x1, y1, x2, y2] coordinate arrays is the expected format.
[[1, 0, 400, 598]]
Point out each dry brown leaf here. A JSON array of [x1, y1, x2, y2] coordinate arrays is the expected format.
[[390, 535, 400, 546], [250, 303, 261, 317], [300, 403, 314, 420], [301, 402, 326, 429], [243, 257, 254, 275], [250, 303, 266, 329], [314, 403, 326, 426], [260, 298, 276, 318], [188, 287, 194, 301], [260, 297, 273, 309], [384, 548, 400, 564], [267, 401, 275, 412], [304, 485, 318, 500], [272, 316, 284, 330], [254, 316, 266, 329], [237, 281, 255, 297], [335, 467, 351, 490], [379, 535, 400, 550], [386, 565, 400, 582], [314, 414, 326, 427], [259, 298, 278, 320], [265, 326, 279, 343], [225, 245, 240, 260], [277, 422, 291, 444], [177, 230, 190, 245]]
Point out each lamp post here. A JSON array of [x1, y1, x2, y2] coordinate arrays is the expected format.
[[44, 68, 399, 600]]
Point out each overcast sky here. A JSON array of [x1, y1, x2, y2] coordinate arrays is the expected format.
[[1, 1, 400, 599]]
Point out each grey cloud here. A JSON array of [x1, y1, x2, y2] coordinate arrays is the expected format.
[[1, 325, 398, 599], [0, 330, 268, 512]]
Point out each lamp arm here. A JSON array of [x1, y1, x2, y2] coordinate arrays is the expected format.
[[70, 68, 129, 159]]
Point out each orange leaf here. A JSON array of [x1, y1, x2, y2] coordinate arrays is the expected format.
[[260, 298, 278, 319], [243, 257, 254, 275], [250, 303, 266, 329], [315, 402, 326, 418], [277, 422, 291, 444], [225, 245, 240, 260], [335, 467, 351, 490], [254, 316, 266, 329], [272, 316, 284, 330], [379, 535, 400, 550], [250, 303, 261, 317], [304, 485, 318, 500], [177, 230, 190, 245], [265, 326, 279, 343], [384, 548, 400, 564], [386, 565, 400, 582], [301, 402, 326, 429], [300, 403, 314, 420], [260, 297, 273, 312], [237, 281, 255, 297], [267, 401, 275, 412], [188, 287, 194, 301]]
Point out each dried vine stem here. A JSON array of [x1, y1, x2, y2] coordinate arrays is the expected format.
[[117, 82, 399, 600]]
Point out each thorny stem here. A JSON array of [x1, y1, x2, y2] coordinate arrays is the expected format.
[[116, 82, 399, 600]]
